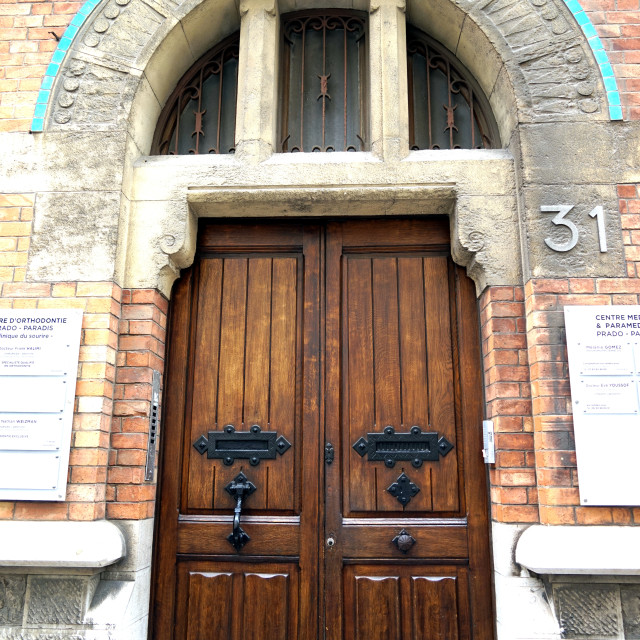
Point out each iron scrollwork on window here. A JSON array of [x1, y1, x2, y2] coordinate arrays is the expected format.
[[407, 27, 498, 150], [152, 32, 239, 155], [280, 11, 368, 153]]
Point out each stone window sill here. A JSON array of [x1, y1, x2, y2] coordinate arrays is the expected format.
[[0, 521, 126, 569], [516, 525, 640, 576]]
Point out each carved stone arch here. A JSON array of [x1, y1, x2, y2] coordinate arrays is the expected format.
[[33, 0, 615, 299], [44, 0, 607, 140]]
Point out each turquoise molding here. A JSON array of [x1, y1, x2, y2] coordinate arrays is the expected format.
[[562, 0, 623, 120], [30, 0, 101, 132], [30, 0, 625, 131]]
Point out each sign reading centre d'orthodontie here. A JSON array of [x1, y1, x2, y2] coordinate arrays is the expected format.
[[0, 310, 83, 501], [565, 306, 640, 506]]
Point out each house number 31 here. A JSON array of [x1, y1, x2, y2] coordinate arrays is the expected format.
[[541, 205, 608, 253]]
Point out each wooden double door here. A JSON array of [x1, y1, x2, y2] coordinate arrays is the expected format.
[[151, 218, 494, 640]]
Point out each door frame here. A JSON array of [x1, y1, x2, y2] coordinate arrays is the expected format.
[[149, 217, 495, 639]]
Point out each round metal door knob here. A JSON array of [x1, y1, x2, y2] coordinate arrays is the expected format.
[[392, 529, 416, 553]]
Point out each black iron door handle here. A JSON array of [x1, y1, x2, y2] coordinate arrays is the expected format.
[[224, 472, 256, 552]]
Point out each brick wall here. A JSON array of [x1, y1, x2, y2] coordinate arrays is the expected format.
[[585, 0, 640, 120]]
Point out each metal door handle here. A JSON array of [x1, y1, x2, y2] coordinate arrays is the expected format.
[[224, 472, 256, 552]]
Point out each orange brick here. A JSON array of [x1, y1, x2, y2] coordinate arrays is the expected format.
[[539, 505, 575, 525], [70, 466, 107, 484], [0, 502, 15, 519], [575, 507, 613, 524], [69, 448, 109, 466], [116, 484, 156, 502], [106, 501, 154, 520], [111, 432, 148, 449], [116, 449, 147, 466], [2, 282, 50, 296], [0, 194, 34, 207], [51, 282, 77, 297], [69, 502, 105, 521], [76, 282, 118, 298], [66, 484, 106, 502], [538, 487, 580, 506], [14, 501, 68, 520], [492, 504, 539, 523]]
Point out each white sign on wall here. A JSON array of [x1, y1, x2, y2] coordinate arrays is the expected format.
[[565, 306, 640, 506], [0, 309, 83, 501]]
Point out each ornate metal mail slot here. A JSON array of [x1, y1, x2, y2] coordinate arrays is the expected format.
[[352, 425, 453, 468], [193, 424, 291, 466]]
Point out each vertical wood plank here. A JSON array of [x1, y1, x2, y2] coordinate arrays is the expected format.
[[372, 258, 404, 509], [242, 573, 290, 640], [213, 258, 250, 509], [346, 258, 376, 512], [372, 257, 401, 427], [217, 258, 249, 426], [244, 258, 272, 427], [424, 257, 459, 512], [410, 576, 459, 640], [241, 258, 273, 510], [185, 572, 234, 640], [395, 256, 433, 512], [354, 576, 400, 640], [269, 257, 298, 511], [187, 260, 222, 511]]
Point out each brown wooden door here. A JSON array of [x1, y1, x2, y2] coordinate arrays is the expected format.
[[151, 219, 493, 640]]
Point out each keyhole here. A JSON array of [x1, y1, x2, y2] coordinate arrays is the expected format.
[[326, 537, 335, 548]]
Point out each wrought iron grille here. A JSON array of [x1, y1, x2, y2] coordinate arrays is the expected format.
[[407, 28, 497, 150], [152, 33, 239, 155], [280, 11, 367, 153]]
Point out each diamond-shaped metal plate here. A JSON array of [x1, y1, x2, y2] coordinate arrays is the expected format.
[[353, 437, 368, 456], [387, 472, 420, 507], [193, 435, 208, 455], [437, 436, 454, 457], [276, 436, 291, 454]]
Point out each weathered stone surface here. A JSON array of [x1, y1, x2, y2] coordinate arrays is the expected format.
[[469, 0, 605, 120], [519, 122, 640, 187], [28, 191, 121, 282], [522, 183, 625, 280], [50, 56, 138, 130], [554, 585, 622, 638], [0, 575, 26, 625], [0, 132, 127, 195], [26, 577, 86, 625], [621, 587, 640, 639]]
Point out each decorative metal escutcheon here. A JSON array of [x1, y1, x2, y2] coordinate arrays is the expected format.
[[193, 424, 291, 466], [387, 472, 420, 507], [352, 425, 453, 468], [392, 529, 416, 554], [224, 472, 256, 552]]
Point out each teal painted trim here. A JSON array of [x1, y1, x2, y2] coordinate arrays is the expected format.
[[561, 0, 623, 120], [29, 0, 101, 131]]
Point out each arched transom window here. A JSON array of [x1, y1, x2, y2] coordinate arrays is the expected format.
[[151, 17, 498, 155], [407, 26, 497, 150]]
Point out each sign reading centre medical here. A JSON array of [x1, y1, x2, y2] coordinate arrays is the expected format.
[[565, 306, 640, 506], [0, 310, 83, 501]]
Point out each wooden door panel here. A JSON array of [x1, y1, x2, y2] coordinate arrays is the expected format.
[[343, 565, 470, 640], [340, 521, 468, 559], [177, 518, 300, 555], [176, 561, 299, 640], [344, 253, 460, 515], [184, 254, 302, 515], [152, 218, 492, 640]]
